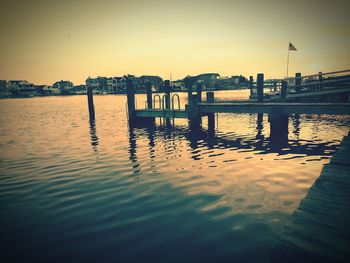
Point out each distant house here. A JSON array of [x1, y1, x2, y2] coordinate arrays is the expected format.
[[8, 80, 37, 97], [216, 75, 248, 90], [53, 80, 74, 95], [8, 80, 33, 89], [106, 78, 114, 93], [70, 85, 86, 94], [0, 80, 7, 90], [172, 79, 185, 91], [182, 73, 220, 90], [86, 77, 108, 93], [114, 75, 138, 93], [35, 85, 52, 95], [196, 73, 220, 82], [231, 75, 247, 85], [0, 80, 10, 98], [138, 75, 163, 92]]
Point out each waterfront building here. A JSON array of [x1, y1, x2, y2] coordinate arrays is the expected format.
[[86, 77, 108, 93], [138, 75, 163, 92], [0, 80, 10, 98], [35, 85, 52, 95], [71, 85, 86, 94], [53, 80, 74, 95], [8, 80, 37, 97]]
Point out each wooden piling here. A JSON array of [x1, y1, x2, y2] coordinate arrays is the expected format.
[[268, 109, 289, 148], [249, 76, 254, 97], [295, 72, 301, 93], [185, 77, 194, 102], [87, 86, 95, 120], [257, 73, 264, 102], [196, 83, 202, 103], [280, 80, 287, 101], [146, 82, 152, 109], [164, 80, 171, 109], [126, 78, 136, 121], [206, 92, 215, 131], [188, 94, 200, 127]]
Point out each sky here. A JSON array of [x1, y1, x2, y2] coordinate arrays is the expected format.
[[0, 0, 349, 85]]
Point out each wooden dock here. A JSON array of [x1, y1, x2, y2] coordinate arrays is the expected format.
[[268, 86, 350, 102], [198, 102, 350, 115], [271, 132, 350, 263]]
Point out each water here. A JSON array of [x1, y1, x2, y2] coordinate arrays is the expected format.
[[0, 91, 349, 263]]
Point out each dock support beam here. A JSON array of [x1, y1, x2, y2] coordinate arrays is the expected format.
[[295, 73, 301, 93], [196, 83, 202, 103], [206, 92, 215, 131], [280, 80, 287, 101], [126, 78, 136, 122], [257, 73, 264, 102], [164, 80, 171, 109], [268, 109, 289, 148], [146, 82, 152, 109], [249, 76, 254, 98], [188, 94, 200, 129], [185, 77, 194, 103], [87, 86, 95, 120]]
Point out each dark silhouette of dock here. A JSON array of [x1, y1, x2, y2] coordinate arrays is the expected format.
[[271, 132, 350, 263]]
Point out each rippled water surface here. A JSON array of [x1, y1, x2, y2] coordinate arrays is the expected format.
[[1, 92, 349, 263]]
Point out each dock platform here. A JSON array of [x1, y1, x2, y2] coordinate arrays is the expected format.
[[271, 132, 350, 263]]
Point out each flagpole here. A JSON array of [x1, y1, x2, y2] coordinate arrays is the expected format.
[[286, 45, 290, 78]]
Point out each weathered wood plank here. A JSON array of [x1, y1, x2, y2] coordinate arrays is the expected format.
[[199, 102, 350, 115], [135, 109, 188, 118], [271, 133, 350, 263]]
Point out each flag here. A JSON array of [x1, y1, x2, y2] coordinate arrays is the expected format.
[[289, 42, 297, 51]]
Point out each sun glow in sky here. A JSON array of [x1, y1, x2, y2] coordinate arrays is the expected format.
[[0, 0, 349, 85]]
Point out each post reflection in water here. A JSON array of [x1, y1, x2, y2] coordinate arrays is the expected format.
[[293, 114, 301, 139], [89, 118, 99, 152], [128, 124, 141, 175], [127, 114, 339, 166]]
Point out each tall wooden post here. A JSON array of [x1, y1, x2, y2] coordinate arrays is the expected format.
[[196, 83, 202, 103], [280, 80, 287, 101], [188, 94, 200, 128], [164, 80, 171, 109], [206, 91, 215, 131], [87, 86, 95, 120], [126, 78, 135, 121], [249, 76, 254, 98], [146, 82, 152, 109], [163, 80, 171, 126], [257, 73, 264, 102], [268, 109, 289, 149], [295, 72, 301, 93], [185, 77, 193, 103]]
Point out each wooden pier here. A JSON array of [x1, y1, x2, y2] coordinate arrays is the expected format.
[[119, 70, 350, 128], [271, 132, 350, 263]]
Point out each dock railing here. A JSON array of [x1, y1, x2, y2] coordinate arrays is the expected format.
[[250, 69, 350, 101], [289, 69, 350, 94]]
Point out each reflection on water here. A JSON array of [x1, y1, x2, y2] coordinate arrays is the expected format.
[[0, 94, 349, 263], [128, 114, 339, 163], [89, 118, 99, 151]]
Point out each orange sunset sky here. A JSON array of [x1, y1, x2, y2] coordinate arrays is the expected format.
[[0, 0, 349, 85]]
